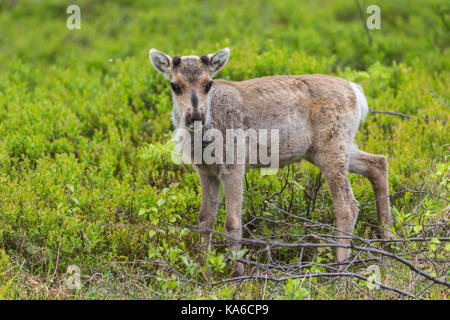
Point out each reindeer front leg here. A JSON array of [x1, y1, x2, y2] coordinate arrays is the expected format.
[[197, 171, 220, 266], [219, 165, 245, 277]]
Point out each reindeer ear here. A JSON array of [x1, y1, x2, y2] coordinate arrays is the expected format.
[[208, 48, 230, 77], [149, 49, 172, 79]]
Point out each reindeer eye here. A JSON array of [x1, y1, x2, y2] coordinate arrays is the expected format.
[[170, 82, 181, 94], [205, 80, 214, 93]]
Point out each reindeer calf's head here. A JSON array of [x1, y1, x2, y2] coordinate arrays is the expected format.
[[149, 48, 230, 130]]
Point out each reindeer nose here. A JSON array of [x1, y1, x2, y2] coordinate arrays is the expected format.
[[186, 112, 205, 127]]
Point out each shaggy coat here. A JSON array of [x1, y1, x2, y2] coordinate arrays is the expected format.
[[150, 48, 392, 276]]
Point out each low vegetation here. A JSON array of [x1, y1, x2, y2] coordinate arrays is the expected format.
[[0, 0, 448, 299]]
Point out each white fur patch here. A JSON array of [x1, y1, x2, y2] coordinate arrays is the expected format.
[[349, 82, 369, 122]]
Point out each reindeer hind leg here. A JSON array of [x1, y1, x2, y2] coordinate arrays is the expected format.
[[349, 147, 392, 238]]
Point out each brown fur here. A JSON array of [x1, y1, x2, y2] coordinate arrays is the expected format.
[[150, 49, 392, 277]]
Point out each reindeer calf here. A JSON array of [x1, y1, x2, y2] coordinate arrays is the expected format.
[[150, 48, 392, 277]]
